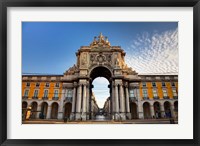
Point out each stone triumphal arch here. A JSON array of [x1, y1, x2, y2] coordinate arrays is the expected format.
[[62, 33, 138, 121], [22, 33, 178, 122]]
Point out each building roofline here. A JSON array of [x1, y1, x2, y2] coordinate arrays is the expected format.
[[22, 74, 63, 77], [138, 74, 178, 76]]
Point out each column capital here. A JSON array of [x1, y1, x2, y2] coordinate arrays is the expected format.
[[73, 81, 78, 86], [78, 83, 83, 86], [124, 82, 129, 88]]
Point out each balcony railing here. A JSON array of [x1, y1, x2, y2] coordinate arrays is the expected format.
[[173, 96, 178, 99], [64, 97, 72, 102], [143, 97, 149, 100], [42, 96, 48, 100], [130, 97, 137, 102], [163, 96, 169, 99], [32, 96, 38, 99], [22, 96, 28, 99], [52, 97, 59, 100]]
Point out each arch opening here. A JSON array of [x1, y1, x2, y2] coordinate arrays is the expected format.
[[89, 66, 112, 120], [130, 102, 138, 119], [31, 102, 38, 119], [90, 66, 112, 82], [41, 102, 48, 119], [143, 102, 151, 119], [153, 102, 161, 119], [64, 103, 72, 119], [51, 102, 58, 119], [164, 101, 171, 118]]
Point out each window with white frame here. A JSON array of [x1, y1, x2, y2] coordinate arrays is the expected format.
[[36, 82, 40, 87], [67, 90, 72, 98], [34, 90, 38, 97], [143, 89, 148, 97], [142, 82, 146, 87], [44, 90, 48, 97], [54, 90, 59, 97], [55, 83, 59, 87], [162, 89, 168, 97], [171, 82, 175, 87], [172, 88, 177, 96], [162, 82, 166, 87], [26, 82, 30, 87], [129, 89, 134, 97], [153, 89, 158, 97], [45, 83, 49, 87], [24, 90, 29, 97], [152, 82, 156, 87]]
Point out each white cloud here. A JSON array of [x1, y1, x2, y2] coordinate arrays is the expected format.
[[125, 28, 178, 74]]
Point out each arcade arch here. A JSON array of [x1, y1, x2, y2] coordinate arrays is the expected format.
[[31, 102, 38, 119]]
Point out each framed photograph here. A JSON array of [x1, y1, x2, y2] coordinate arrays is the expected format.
[[0, 0, 199, 146]]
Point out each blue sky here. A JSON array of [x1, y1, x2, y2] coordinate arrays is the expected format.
[[22, 22, 178, 107]]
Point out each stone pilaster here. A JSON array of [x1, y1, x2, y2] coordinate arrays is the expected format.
[[160, 104, 165, 118], [150, 105, 154, 118], [136, 87, 144, 119], [46, 106, 51, 119], [170, 104, 175, 118], [58, 88, 66, 120], [37, 105, 41, 119]]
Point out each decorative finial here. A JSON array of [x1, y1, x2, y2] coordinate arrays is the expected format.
[[105, 36, 108, 42], [90, 33, 111, 48], [98, 32, 104, 42]]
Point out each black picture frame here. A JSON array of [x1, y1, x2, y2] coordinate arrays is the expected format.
[[0, 0, 199, 146]]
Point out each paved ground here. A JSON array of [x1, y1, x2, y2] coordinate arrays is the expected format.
[[23, 115, 178, 124]]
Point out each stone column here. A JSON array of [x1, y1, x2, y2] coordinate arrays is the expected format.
[[125, 84, 131, 119], [86, 83, 90, 120], [37, 105, 42, 119], [90, 85, 94, 119], [108, 100, 111, 114], [70, 82, 77, 120], [115, 84, 119, 120], [119, 84, 126, 120], [112, 84, 115, 120], [82, 84, 87, 120], [160, 104, 165, 118], [91, 100, 95, 120], [76, 84, 82, 120], [150, 105, 154, 118], [46, 106, 51, 119], [58, 88, 66, 120]]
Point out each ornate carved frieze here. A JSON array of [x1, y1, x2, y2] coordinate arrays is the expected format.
[[89, 52, 113, 68]]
